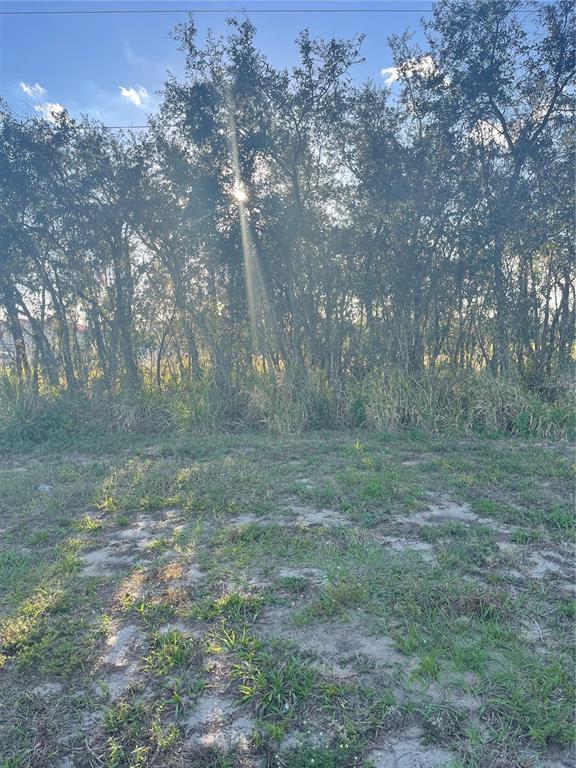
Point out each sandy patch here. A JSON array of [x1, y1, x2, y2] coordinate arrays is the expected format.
[[497, 541, 519, 554], [540, 749, 576, 768], [100, 665, 139, 701], [278, 566, 326, 583], [186, 693, 255, 750], [519, 620, 548, 643], [281, 728, 331, 750], [526, 550, 575, 589], [366, 726, 455, 767], [227, 504, 350, 529], [259, 608, 403, 677], [289, 503, 350, 527], [185, 563, 207, 583], [156, 561, 185, 582], [32, 682, 63, 697], [55, 758, 76, 768], [114, 525, 156, 549], [229, 512, 265, 526], [80, 512, 184, 576], [397, 499, 511, 535], [497, 543, 576, 591], [380, 537, 436, 561], [81, 546, 135, 576], [158, 620, 201, 638], [95, 622, 144, 700], [114, 570, 146, 602], [102, 623, 141, 667], [423, 680, 480, 714]]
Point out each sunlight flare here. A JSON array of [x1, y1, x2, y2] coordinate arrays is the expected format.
[[225, 86, 277, 365], [232, 184, 248, 203]]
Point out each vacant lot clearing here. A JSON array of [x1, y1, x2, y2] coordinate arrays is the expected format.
[[0, 431, 574, 768]]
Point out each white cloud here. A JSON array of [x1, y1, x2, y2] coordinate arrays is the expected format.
[[20, 81, 46, 98], [34, 102, 65, 122], [20, 80, 65, 123], [381, 55, 438, 87], [381, 66, 399, 86], [119, 85, 149, 107]]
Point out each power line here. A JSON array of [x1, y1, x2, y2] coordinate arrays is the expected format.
[[3, 3, 544, 130], [0, 5, 541, 15], [1, 8, 435, 16]]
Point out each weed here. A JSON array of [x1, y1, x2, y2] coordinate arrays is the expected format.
[[143, 630, 197, 675], [299, 581, 367, 620], [193, 592, 264, 623], [133, 596, 176, 626], [229, 637, 316, 718]]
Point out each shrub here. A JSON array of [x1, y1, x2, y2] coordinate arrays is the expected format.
[[0, 366, 572, 447]]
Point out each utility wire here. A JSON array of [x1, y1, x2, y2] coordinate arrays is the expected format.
[[0, 5, 541, 15], [1, 8, 435, 16], [3, 2, 543, 128]]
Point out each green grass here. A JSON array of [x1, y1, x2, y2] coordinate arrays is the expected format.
[[231, 638, 316, 717], [104, 698, 181, 768], [0, 430, 573, 767], [143, 629, 197, 676]]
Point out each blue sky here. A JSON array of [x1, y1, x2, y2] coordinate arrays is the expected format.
[[0, 1, 432, 127]]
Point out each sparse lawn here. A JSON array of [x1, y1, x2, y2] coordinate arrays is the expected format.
[[0, 431, 574, 768]]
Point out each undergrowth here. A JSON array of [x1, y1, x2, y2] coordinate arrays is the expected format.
[[0, 367, 573, 450]]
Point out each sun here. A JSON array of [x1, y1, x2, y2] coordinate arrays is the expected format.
[[232, 184, 248, 203]]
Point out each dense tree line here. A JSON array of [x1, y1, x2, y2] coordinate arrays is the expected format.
[[1, 0, 574, 401]]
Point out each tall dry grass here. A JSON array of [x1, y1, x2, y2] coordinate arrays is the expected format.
[[0, 366, 573, 449]]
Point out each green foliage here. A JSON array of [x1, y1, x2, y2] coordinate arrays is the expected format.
[[357, 369, 575, 439], [300, 580, 367, 620], [193, 592, 264, 623], [104, 698, 183, 766], [232, 643, 316, 718], [0, 377, 90, 448], [143, 630, 196, 675], [487, 652, 576, 745], [1, 1, 574, 457], [0, 368, 573, 449]]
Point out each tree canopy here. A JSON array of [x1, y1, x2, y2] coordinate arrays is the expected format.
[[1, 0, 574, 399]]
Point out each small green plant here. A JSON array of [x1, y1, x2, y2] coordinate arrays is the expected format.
[[133, 597, 176, 625], [193, 592, 264, 623], [231, 642, 316, 718], [73, 514, 103, 532], [301, 581, 367, 620], [145, 537, 171, 553], [414, 653, 441, 680], [105, 701, 147, 740], [143, 630, 197, 675]]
